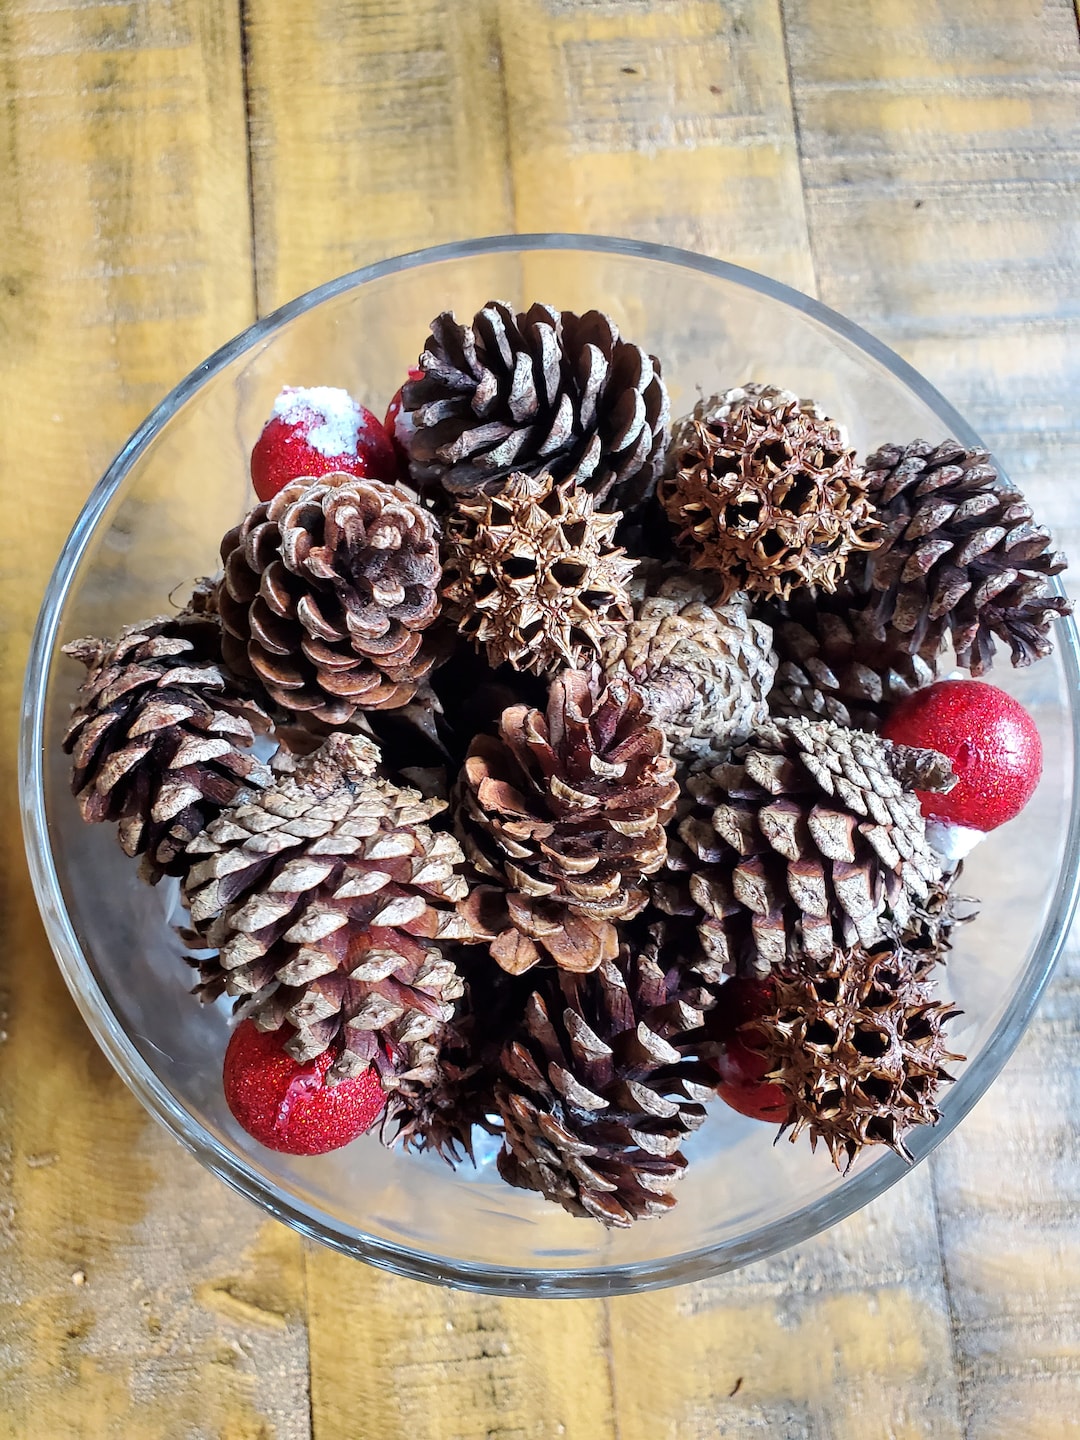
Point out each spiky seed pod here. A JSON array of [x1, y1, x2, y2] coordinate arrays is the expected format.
[[853, 439, 1071, 674], [750, 941, 964, 1170], [62, 610, 272, 883], [456, 670, 679, 975], [401, 301, 670, 511], [183, 734, 477, 1089], [495, 951, 714, 1226], [655, 718, 951, 978], [216, 472, 443, 726], [762, 594, 938, 731], [440, 470, 634, 676], [659, 384, 877, 601], [600, 567, 776, 766]]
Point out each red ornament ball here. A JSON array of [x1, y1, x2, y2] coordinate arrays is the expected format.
[[708, 978, 791, 1124], [882, 679, 1042, 833], [223, 1021, 386, 1155], [250, 385, 398, 502], [384, 367, 423, 474]]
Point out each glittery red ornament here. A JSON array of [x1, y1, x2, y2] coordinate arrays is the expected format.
[[384, 368, 423, 475], [223, 1021, 386, 1155], [882, 679, 1042, 832], [708, 978, 792, 1124], [250, 385, 397, 502]]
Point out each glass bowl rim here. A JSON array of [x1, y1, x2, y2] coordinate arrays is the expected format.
[[20, 232, 1080, 1297]]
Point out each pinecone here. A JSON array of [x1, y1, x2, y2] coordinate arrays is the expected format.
[[655, 718, 951, 978], [495, 948, 713, 1226], [216, 472, 443, 727], [456, 670, 679, 975], [659, 384, 876, 601], [401, 301, 670, 511], [751, 940, 963, 1170], [440, 470, 634, 676], [600, 568, 776, 765], [386, 954, 532, 1162], [62, 611, 272, 882], [763, 594, 937, 730], [183, 734, 476, 1089], [853, 439, 1071, 674]]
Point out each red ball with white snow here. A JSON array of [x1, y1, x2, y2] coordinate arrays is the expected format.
[[882, 679, 1042, 833], [250, 385, 398, 502]]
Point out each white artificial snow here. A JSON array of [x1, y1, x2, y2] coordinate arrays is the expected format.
[[925, 818, 985, 868], [272, 385, 361, 459]]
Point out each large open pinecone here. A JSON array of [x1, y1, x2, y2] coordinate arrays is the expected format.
[[495, 947, 713, 1226], [763, 594, 937, 731], [853, 439, 1071, 673], [653, 718, 951, 978], [401, 302, 670, 512], [456, 670, 679, 974], [63, 610, 272, 882], [183, 734, 476, 1090], [441, 470, 634, 675], [659, 384, 877, 601], [601, 567, 776, 766], [216, 473, 443, 727], [750, 940, 963, 1170]]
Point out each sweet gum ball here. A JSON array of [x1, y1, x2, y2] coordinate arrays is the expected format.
[[882, 678, 1042, 832]]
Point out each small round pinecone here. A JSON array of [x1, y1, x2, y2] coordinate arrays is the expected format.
[[62, 610, 272, 882], [495, 950, 713, 1226], [600, 568, 776, 766], [183, 734, 476, 1089], [853, 438, 1071, 674], [763, 594, 937, 731], [216, 473, 443, 726], [659, 384, 876, 601], [401, 301, 670, 511], [441, 470, 634, 676], [456, 670, 679, 975], [750, 940, 963, 1171], [654, 718, 951, 978]]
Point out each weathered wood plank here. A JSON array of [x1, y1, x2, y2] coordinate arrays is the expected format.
[[495, 0, 816, 292], [243, 0, 516, 312], [782, 1, 1080, 1433], [609, 1169, 964, 1440], [0, 4, 310, 1436]]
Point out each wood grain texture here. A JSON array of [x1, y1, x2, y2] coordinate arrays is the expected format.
[[0, 4, 309, 1436], [783, 2, 1080, 1435]]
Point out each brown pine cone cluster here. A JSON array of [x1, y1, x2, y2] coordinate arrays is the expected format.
[[60, 304, 1071, 1228]]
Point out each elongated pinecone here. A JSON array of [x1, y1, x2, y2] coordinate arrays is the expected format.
[[751, 940, 963, 1170], [496, 948, 713, 1226], [654, 718, 951, 978], [763, 594, 937, 730], [183, 734, 476, 1090], [385, 954, 532, 1162], [63, 611, 272, 882], [659, 384, 877, 601], [854, 439, 1071, 673], [441, 470, 634, 675], [216, 473, 442, 726], [456, 671, 679, 974], [601, 568, 776, 765], [401, 302, 670, 511]]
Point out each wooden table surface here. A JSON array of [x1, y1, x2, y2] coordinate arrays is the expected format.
[[2, 2, 1079, 1436]]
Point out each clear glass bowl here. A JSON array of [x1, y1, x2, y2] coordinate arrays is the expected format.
[[21, 235, 1080, 1297]]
